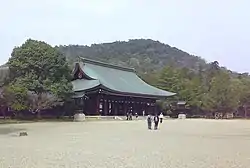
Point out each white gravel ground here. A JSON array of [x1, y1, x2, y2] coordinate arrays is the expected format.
[[1, 119, 250, 168]]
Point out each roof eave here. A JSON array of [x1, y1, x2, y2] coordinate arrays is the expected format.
[[99, 85, 176, 99]]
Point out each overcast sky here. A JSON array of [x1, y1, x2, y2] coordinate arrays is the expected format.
[[1, 0, 250, 72]]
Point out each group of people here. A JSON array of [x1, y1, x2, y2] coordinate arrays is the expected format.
[[147, 113, 164, 130], [126, 112, 133, 120], [126, 112, 139, 120], [126, 111, 164, 130]]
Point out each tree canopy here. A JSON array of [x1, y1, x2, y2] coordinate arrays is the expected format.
[[156, 62, 250, 114], [5, 39, 73, 113]]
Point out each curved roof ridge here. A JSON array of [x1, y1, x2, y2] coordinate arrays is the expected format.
[[79, 57, 135, 72]]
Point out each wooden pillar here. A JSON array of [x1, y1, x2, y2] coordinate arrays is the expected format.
[[100, 99, 104, 116], [117, 100, 120, 116], [134, 101, 138, 115], [111, 100, 114, 115], [124, 99, 128, 115], [140, 102, 143, 116], [145, 100, 148, 114], [107, 98, 111, 116], [141, 100, 144, 116], [136, 99, 143, 116], [119, 102, 123, 115], [88, 97, 92, 115], [107, 101, 110, 116], [139, 100, 142, 115], [104, 99, 108, 116], [132, 99, 135, 115], [102, 94, 107, 116], [138, 101, 142, 115], [114, 100, 118, 116], [130, 99, 133, 115], [109, 96, 114, 115], [154, 100, 157, 115], [152, 103, 155, 114], [148, 102, 151, 115], [122, 100, 125, 116], [83, 98, 86, 114], [143, 99, 147, 115], [82, 97, 86, 114], [96, 94, 100, 115], [143, 102, 146, 115], [128, 101, 132, 114]]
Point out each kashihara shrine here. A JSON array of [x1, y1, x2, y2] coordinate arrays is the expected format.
[[71, 58, 175, 116]]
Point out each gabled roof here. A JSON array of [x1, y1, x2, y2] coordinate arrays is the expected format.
[[72, 57, 176, 98]]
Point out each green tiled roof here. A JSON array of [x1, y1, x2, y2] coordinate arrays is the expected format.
[[72, 79, 100, 91], [73, 58, 176, 97]]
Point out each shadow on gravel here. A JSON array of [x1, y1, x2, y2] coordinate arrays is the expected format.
[[0, 127, 26, 135]]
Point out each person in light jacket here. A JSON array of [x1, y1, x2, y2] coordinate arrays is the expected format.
[[135, 112, 138, 119], [159, 112, 164, 123]]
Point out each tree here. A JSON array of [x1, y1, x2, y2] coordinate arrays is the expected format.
[[2, 82, 29, 117], [155, 61, 250, 117], [27, 92, 63, 118], [7, 39, 73, 117], [157, 66, 202, 103], [201, 70, 239, 113]]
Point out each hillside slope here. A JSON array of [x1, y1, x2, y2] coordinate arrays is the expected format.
[[56, 39, 208, 73]]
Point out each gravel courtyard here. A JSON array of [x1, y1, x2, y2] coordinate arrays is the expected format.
[[1, 119, 250, 168]]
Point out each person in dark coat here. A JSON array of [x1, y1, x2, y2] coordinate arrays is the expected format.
[[153, 114, 159, 130], [147, 115, 152, 129]]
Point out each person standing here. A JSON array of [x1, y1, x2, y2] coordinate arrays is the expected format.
[[129, 112, 132, 120], [159, 112, 164, 123], [153, 114, 159, 130], [147, 115, 152, 129], [135, 112, 138, 119]]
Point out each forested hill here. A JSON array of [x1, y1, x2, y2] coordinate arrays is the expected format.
[[56, 39, 208, 73], [2, 38, 250, 116]]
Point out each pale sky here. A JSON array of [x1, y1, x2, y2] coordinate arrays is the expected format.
[[1, 0, 250, 72]]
